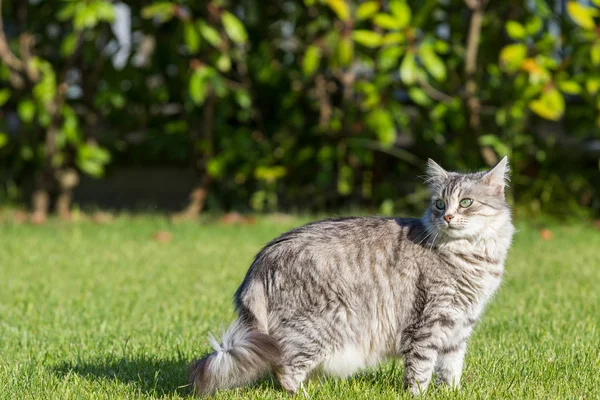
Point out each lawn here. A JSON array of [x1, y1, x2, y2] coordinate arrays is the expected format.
[[1, 214, 599, 399]]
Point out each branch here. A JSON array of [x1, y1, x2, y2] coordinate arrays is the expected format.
[[465, 0, 496, 165], [0, 0, 25, 71], [465, 0, 487, 79], [315, 74, 332, 128], [0, 0, 40, 88], [464, 0, 487, 121], [19, 33, 38, 81]]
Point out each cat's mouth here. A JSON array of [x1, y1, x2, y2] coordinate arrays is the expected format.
[[440, 224, 465, 236], [439, 223, 459, 230]]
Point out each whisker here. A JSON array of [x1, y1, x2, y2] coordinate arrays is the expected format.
[[414, 229, 433, 247]]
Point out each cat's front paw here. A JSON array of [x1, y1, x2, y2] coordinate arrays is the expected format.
[[435, 373, 461, 389], [436, 377, 461, 390], [404, 379, 430, 396]]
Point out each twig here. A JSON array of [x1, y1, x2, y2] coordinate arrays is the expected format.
[[417, 76, 454, 103], [346, 138, 421, 166]]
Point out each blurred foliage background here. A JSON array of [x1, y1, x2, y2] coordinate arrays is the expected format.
[[0, 0, 599, 221]]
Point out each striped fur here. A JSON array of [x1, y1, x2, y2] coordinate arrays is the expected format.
[[189, 157, 514, 395]]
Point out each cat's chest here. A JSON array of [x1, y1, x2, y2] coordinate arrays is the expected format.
[[447, 261, 503, 313]]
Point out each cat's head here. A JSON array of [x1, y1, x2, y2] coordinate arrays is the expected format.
[[422, 157, 511, 240]]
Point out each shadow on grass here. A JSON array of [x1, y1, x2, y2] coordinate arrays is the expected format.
[[52, 356, 193, 397], [52, 356, 285, 398]]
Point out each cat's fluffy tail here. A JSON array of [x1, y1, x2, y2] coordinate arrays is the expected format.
[[188, 319, 280, 396]]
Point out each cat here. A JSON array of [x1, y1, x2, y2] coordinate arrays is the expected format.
[[188, 157, 514, 396]]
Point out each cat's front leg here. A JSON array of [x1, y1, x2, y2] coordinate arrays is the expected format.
[[434, 341, 467, 389], [402, 340, 438, 394]]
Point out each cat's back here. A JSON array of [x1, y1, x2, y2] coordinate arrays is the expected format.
[[264, 216, 419, 251], [242, 216, 425, 282]]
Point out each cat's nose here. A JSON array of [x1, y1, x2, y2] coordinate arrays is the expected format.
[[443, 215, 454, 223]]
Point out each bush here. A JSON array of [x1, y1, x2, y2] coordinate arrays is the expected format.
[[0, 0, 598, 217]]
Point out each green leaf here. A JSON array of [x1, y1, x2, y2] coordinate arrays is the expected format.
[[567, 1, 598, 30], [0, 133, 8, 149], [373, 14, 402, 30], [478, 134, 510, 157], [20, 146, 33, 160], [365, 109, 396, 146], [189, 68, 209, 105], [557, 80, 581, 95], [389, 0, 411, 29], [141, 2, 175, 23], [32, 60, 57, 106], [95, 2, 115, 22], [356, 1, 380, 20], [77, 144, 111, 178], [74, 5, 99, 30], [357, 81, 380, 108], [62, 106, 81, 144], [434, 40, 449, 53], [399, 52, 417, 85], [216, 54, 231, 72], [303, 45, 321, 76], [593, 0, 600, 7], [499, 43, 527, 71], [529, 88, 565, 121], [78, 159, 103, 177], [207, 158, 225, 178], [221, 11, 248, 45], [18, 100, 35, 123], [184, 23, 201, 53], [525, 16, 543, 35], [419, 44, 446, 81], [255, 165, 287, 183], [327, 0, 350, 20], [198, 22, 222, 47], [506, 21, 526, 40], [591, 41, 600, 66], [378, 46, 404, 71], [381, 32, 405, 45], [336, 37, 353, 67], [235, 90, 252, 109], [586, 77, 600, 95], [61, 33, 78, 57], [352, 30, 382, 48], [408, 87, 431, 106], [0, 88, 10, 107], [337, 164, 353, 195], [380, 199, 395, 216], [57, 3, 76, 21], [533, 0, 552, 18], [430, 103, 447, 120]]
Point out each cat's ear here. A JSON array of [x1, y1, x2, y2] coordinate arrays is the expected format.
[[483, 156, 509, 195], [425, 158, 448, 188]]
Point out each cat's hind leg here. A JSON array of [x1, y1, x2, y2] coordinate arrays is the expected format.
[[273, 330, 328, 393], [275, 350, 324, 394]]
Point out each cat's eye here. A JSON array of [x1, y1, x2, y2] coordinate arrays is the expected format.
[[435, 199, 445, 210], [459, 198, 473, 208]]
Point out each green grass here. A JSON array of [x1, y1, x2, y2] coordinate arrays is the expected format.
[[1, 214, 599, 399]]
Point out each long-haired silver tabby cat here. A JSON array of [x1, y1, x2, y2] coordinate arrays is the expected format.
[[189, 157, 514, 395]]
